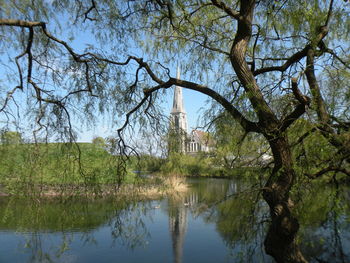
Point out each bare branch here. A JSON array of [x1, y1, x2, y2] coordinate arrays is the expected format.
[[26, 27, 34, 82], [83, 0, 98, 22], [253, 46, 309, 76], [254, 26, 328, 76], [116, 94, 153, 158], [306, 166, 350, 179], [0, 86, 22, 113], [291, 77, 310, 105], [0, 19, 45, 27], [250, 25, 260, 72], [280, 78, 310, 132], [324, 0, 334, 27], [13, 26, 35, 89], [326, 48, 350, 70], [144, 78, 260, 133], [210, 0, 240, 20]]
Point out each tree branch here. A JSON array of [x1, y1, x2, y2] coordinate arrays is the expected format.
[[306, 166, 350, 179], [291, 77, 310, 105], [144, 78, 260, 133], [305, 48, 330, 124], [290, 127, 318, 148], [229, 0, 278, 129], [324, 0, 334, 27], [253, 46, 309, 76], [253, 26, 328, 76], [210, 0, 240, 20], [0, 86, 22, 113], [161, 34, 230, 56], [0, 19, 45, 27], [280, 78, 310, 132], [326, 48, 350, 70], [83, 0, 98, 22]]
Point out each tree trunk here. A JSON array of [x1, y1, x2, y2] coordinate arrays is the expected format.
[[306, 48, 350, 160], [226, 1, 308, 261], [262, 135, 308, 263]]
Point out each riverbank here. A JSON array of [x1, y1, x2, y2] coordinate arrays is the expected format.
[[0, 176, 188, 200]]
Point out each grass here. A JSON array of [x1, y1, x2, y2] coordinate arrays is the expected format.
[[0, 143, 190, 198], [0, 142, 138, 193]]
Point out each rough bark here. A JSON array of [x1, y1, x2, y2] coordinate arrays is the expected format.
[[305, 48, 350, 160], [228, 1, 307, 262], [263, 135, 307, 263], [305, 49, 330, 125]]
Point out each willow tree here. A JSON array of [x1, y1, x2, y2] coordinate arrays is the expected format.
[[1, 0, 350, 262]]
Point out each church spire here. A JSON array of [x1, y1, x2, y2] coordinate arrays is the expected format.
[[169, 65, 188, 153], [171, 66, 185, 114]]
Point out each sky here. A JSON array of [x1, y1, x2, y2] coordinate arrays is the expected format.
[[0, 10, 211, 144], [63, 28, 210, 142], [77, 80, 209, 143], [72, 38, 208, 142]]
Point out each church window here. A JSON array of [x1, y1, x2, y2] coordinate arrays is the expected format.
[[174, 116, 179, 128]]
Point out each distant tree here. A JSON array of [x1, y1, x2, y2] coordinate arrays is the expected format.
[[0, 131, 22, 145], [92, 136, 106, 147]]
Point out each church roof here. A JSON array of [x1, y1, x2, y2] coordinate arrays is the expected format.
[[190, 129, 215, 146]]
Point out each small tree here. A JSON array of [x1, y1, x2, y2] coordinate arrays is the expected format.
[[0, 131, 22, 145], [92, 136, 106, 148]]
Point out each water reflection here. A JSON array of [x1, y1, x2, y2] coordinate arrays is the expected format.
[[186, 178, 271, 262], [298, 184, 350, 262], [0, 179, 349, 262], [168, 196, 188, 263]]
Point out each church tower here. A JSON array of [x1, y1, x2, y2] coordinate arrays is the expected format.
[[169, 66, 188, 153]]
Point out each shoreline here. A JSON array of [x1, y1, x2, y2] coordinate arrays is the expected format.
[[0, 176, 189, 200]]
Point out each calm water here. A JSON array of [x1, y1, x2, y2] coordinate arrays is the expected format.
[[0, 178, 349, 263]]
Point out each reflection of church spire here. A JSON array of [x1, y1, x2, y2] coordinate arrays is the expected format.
[[168, 200, 188, 263]]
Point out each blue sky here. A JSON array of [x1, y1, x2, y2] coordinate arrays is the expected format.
[[62, 28, 210, 142], [0, 11, 211, 143], [78, 81, 209, 142]]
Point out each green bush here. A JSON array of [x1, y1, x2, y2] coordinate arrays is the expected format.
[[0, 143, 137, 193], [160, 153, 216, 177]]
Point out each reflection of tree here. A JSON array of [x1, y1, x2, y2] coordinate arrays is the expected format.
[[187, 178, 271, 262], [0, 198, 115, 262], [189, 178, 238, 205], [213, 192, 270, 263], [0, 197, 152, 261], [194, 178, 350, 263], [1, 179, 349, 262], [0, 197, 117, 232], [297, 184, 350, 262], [110, 202, 151, 250], [21, 232, 75, 263], [329, 185, 347, 263]]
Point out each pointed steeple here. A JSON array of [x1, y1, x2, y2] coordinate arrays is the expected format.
[[171, 66, 185, 113], [169, 65, 188, 153]]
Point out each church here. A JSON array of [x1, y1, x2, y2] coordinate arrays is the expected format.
[[169, 69, 214, 155]]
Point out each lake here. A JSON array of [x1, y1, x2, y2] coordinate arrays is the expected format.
[[0, 178, 349, 263]]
